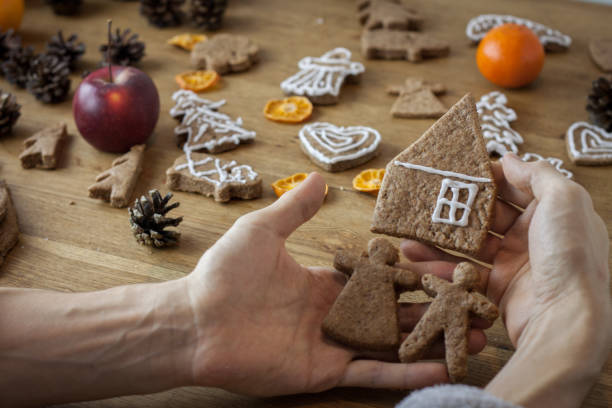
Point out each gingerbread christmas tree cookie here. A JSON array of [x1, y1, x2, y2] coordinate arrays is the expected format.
[[0, 180, 19, 266], [191, 34, 259, 74], [19, 122, 68, 169], [476, 91, 523, 156], [387, 78, 447, 119], [371, 93, 496, 255], [399, 262, 498, 382], [88, 144, 145, 208], [322, 238, 419, 351], [166, 152, 262, 202]]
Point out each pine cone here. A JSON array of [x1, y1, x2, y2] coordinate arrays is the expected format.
[[46, 31, 85, 71], [45, 0, 83, 15], [191, 0, 228, 30], [26, 54, 71, 104], [129, 190, 183, 248], [140, 0, 185, 28], [1, 46, 36, 88], [0, 90, 21, 137], [99, 28, 145, 66], [587, 76, 612, 131], [0, 28, 22, 63]]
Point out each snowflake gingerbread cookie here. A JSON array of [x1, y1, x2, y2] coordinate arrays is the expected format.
[[280, 47, 365, 105], [476, 91, 523, 157]]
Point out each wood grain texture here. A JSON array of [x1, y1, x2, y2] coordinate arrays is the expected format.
[[0, 0, 610, 407]]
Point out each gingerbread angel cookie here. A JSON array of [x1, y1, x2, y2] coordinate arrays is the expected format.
[[19, 122, 68, 169], [357, 0, 423, 31], [166, 152, 262, 202], [361, 30, 450, 62], [566, 121, 612, 165], [280, 48, 365, 105], [399, 262, 498, 382], [476, 91, 523, 156], [0, 180, 19, 266], [322, 238, 419, 351], [466, 14, 571, 52], [88, 144, 145, 208], [387, 78, 447, 119], [191, 34, 259, 74]]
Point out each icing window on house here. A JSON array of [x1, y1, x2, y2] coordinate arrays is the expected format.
[[432, 179, 479, 227]]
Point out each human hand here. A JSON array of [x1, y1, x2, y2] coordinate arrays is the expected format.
[[400, 154, 612, 407], [183, 173, 487, 396]]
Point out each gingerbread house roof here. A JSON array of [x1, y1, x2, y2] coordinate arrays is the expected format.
[[371, 93, 496, 255]]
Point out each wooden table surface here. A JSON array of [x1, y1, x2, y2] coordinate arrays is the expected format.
[[1, 0, 611, 406]]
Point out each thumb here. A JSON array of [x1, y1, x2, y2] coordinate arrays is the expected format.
[[501, 153, 570, 202], [254, 173, 327, 239]]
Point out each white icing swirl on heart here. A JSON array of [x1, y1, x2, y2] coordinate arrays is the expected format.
[[299, 122, 381, 164]]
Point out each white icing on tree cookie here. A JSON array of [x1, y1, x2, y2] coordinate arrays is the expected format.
[[476, 91, 523, 157], [170, 90, 226, 119], [175, 156, 258, 186], [566, 121, 612, 164], [521, 153, 573, 179], [466, 14, 572, 51], [299, 122, 381, 164], [281, 48, 365, 99]]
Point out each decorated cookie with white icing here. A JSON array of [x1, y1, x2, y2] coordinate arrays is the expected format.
[[522, 153, 573, 179], [280, 48, 365, 105], [298, 122, 381, 172], [166, 152, 262, 202], [566, 121, 612, 166], [476, 91, 523, 157], [171, 90, 256, 154], [466, 14, 571, 52]]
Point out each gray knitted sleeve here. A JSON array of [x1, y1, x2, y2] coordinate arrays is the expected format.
[[396, 385, 522, 408]]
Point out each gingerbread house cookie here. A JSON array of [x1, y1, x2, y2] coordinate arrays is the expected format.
[[371, 93, 496, 255]]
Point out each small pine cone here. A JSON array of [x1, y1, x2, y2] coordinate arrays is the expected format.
[[191, 0, 228, 30], [99, 28, 146, 66], [0, 90, 21, 137], [46, 31, 85, 72], [587, 76, 612, 132], [45, 0, 83, 15], [140, 0, 185, 28], [1, 46, 36, 88], [0, 28, 22, 62], [26, 54, 71, 104], [129, 190, 183, 248]]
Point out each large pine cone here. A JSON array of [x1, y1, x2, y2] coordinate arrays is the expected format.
[[129, 190, 183, 248], [587, 76, 612, 131], [1, 46, 36, 88], [26, 54, 71, 104], [99, 28, 146, 66], [140, 0, 186, 28], [46, 31, 85, 72], [191, 0, 228, 30], [0, 28, 22, 62], [0, 90, 21, 137]]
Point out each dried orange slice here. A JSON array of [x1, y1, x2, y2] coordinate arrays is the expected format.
[[175, 70, 220, 92], [272, 173, 328, 198], [353, 169, 385, 196], [263, 96, 313, 123], [167, 33, 207, 51]]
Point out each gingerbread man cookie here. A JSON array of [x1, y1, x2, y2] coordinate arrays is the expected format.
[[357, 0, 423, 31], [280, 48, 365, 105], [361, 30, 450, 62], [322, 238, 419, 351], [399, 262, 498, 382], [19, 122, 68, 169], [191, 34, 259, 74]]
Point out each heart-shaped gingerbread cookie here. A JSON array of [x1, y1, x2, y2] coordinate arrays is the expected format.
[[566, 121, 612, 165], [298, 122, 381, 172]]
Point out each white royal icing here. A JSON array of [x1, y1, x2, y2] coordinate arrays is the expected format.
[[299, 122, 381, 164], [566, 121, 612, 161], [521, 153, 573, 179], [393, 161, 492, 183], [280, 47, 365, 98], [393, 161, 493, 228], [465, 14, 572, 49], [171, 91, 258, 187], [432, 179, 479, 227], [476, 91, 523, 157]]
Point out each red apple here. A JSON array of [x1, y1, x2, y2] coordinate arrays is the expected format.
[[73, 65, 160, 153]]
